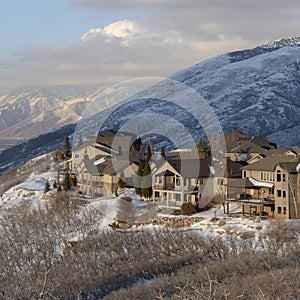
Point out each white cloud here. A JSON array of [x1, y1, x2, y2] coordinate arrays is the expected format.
[[81, 20, 140, 44]]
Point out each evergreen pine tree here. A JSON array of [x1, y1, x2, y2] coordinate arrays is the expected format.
[[44, 180, 50, 193], [63, 172, 72, 191], [161, 146, 166, 160], [142, 160, 152, 199], [146, 144, 152, 162], [197, 138, 211, 157], [63, 136, 71, 158], [135, 160, 143, 197]]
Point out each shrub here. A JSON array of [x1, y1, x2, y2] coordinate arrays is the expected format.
[[181, 202, 197, 215]]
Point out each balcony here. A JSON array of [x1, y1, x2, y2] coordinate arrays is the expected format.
[[154, 184, 175, 191]]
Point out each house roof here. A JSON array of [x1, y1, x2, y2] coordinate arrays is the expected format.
[[223, 130, 248, 142], [169, 156, 212, 178], [97, 158, 138, 176], [278, 161, 300, 174], [225, 159, 244, 178], [226, 140, 268, 154], [242, 150, 299, 171], [98, 130, 135, 138], [226, 177, 257, 189], [82, 159, 100, 176], [154, 156, 243, 179]]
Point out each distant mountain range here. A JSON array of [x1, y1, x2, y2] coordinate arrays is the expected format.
[[0, 85, 101, 151], [0, 37, 299, 174]]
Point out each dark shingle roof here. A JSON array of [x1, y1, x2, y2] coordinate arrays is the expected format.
[[82, 159, 100, 176], [242, 150, 299, 171], [278, 161, 300, 174]]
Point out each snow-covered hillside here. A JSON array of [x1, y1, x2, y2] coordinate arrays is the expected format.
[[1, 37, 300, 172], [170, 37, 300, 147], [75, 36, 300, 149]]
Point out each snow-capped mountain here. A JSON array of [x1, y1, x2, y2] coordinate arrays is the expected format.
[[0, 85, 100, 151], [75, 36, 300, 149], [169, 37, 300, 147], [0, 37, 300, 173]]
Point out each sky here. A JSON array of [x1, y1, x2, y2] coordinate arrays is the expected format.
[[0, 0, 299, 89]]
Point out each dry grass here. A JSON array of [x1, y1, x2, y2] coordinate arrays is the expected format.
[[0, 196, 299, 299]]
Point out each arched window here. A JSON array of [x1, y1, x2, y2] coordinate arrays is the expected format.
[[276, 170, 281, 182]]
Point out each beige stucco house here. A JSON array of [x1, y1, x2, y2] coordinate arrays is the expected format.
[[226, 149, 300, 219]]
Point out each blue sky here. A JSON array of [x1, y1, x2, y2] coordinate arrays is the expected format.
[[0, 0, 130, 58], [1, 0, 300, 88]]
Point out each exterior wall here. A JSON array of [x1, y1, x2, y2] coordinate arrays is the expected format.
[[294, 173, 300, 219], [243, 169, 274, 199], [72, 144, 111, 171], [102, 174, 118, 196], [77, 172, 103, 197], [152, 172, 212, 207], [273, 166, 290, 219], [242, 203, 273, 217]]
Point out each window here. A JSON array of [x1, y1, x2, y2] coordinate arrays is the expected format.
[[283, 207, 287, 215], [277, 190, 282, 197], [217, 179, 223, 186], [243, 171, 246, 178], [175, 176, 181, 186], [155, 191, 160, 198], [75, 154, 80, 158], [282, 174, 286, 182], [261, 172, 274, 182], [184, 194, 189, 202], [283, 190, 286, 198], [175, 194, 181, 201], [277, 170, 281, 182], [199, 178, 204, 185], [278, 207, 282, 214], [155, 176, 162, 184]]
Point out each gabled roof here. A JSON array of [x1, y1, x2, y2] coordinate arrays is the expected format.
[[224, 131, 248, 142], [242, 150, 299, 171], [97, 158, 138, 176], [225, 159, 244, 178], [278, 161, 300, 174], [227, 140, 268, 154], [153, 157, 212, 178]]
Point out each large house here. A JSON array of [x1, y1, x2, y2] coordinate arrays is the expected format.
[[152, 153, 243, 208], [76, 157, 138, 197], [226, 149, 300, 219], [72, 130, 141, 197]]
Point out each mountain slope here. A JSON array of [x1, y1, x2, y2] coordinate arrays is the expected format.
[[0, 37, 300, 173], [170, 37, 300, 147]]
